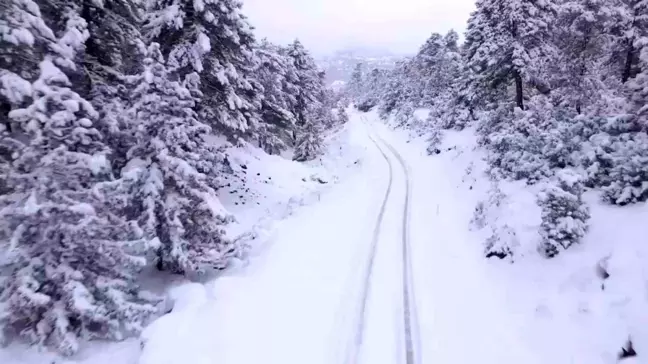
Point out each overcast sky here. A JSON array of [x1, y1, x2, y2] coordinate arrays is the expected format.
[[241, 0, 476, 56]]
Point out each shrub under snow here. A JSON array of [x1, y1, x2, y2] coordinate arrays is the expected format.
[[580, 116, 648, 205], [537, 171, 590, 258], [481, 98, 585, 184]]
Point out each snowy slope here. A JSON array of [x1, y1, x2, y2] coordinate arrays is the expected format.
[[217, 123, 364, 254], [380, 108, 648, 363]]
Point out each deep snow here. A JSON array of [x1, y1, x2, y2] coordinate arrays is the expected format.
[[2, 109, 647, 364]]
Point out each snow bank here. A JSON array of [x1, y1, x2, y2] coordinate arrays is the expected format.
[[219, 119, 366, 258], [138, 283, 210, 364]]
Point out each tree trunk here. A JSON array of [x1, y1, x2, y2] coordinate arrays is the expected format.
[[622, 43, 636, 84], [514, 70, 524, 110]]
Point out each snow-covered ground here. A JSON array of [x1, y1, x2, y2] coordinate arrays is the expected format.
[[3, 110, 647, 364]]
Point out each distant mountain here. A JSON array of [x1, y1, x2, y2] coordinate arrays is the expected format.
[[317, 47, 405, 86]]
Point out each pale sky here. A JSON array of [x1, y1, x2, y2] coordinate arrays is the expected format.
[[241, 0, 476, 56]]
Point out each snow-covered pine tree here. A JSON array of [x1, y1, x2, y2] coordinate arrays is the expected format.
[[348, 62, 365, 101], [552, 0, 616, 114], [407, 30, 463, 130], [0, 11, 158, 354], [356, 68, 387, 111], [143, 0, 262, 139], [538, 170, 590, 258], [122, 43, 237, 275], [254, 40, 299, 154], [607, 0, 648, 83], [1, 0, 56, 131], [410, 32, 460, 108], [293, 118, 323, 162], [464, 0, 557, 110], [286, 40, 325, 129], [76, 0, 146, 174], [336, 106, 349, 125], [79, 0, 143, 84], [378, 63, 410, 119], [628, 40, 648, 126]]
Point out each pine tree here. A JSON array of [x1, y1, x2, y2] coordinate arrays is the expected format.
[[254, 40, 299, 154], [608, 0, 648, 83], [1, 0, 56, 132], [122, 43, 237, 275], [0, 12, 158, 353], [552, 0, 615, 114], [627, 36, 648, 124], [348, 62, 365, 100], [286, 40, 324, 129], [77, 0, 145, 175], [336, 106, 349, 125], [464, 0, 557, 110], [356, 68, 387, 111], [293, 120, 323, 162], [79, 0, 143, 85], [143, 0, 262, 138], [378, 63, 409, 119]]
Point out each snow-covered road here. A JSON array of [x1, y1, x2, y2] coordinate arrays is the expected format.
[[138, 113, 542, 364], [343, 122, 420, 364]]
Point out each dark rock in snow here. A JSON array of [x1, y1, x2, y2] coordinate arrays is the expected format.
[[619, 339, 637, 360], [596, 257, 610, 280]]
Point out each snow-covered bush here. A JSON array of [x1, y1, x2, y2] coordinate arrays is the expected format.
[[485, 225, 519, 261], [470, 201, 487, 230], [481, 104, 552, 182], [599, 132, 648, 205], [393, 102, 416, 128], [468, 182, 518, 260], [426, 124, 444, 155], [538, 171, 590, 258], [481, 97, 585, 183], [336, 107, 349, 125], [355, 99, 376, 112]]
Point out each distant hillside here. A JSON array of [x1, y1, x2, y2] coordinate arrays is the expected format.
[[317, 47, 405, 85]]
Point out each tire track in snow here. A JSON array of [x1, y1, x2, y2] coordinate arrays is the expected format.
[[343, 117, 420, 364], [343, 123, 394, 364], [374, 133, 421, 364]]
